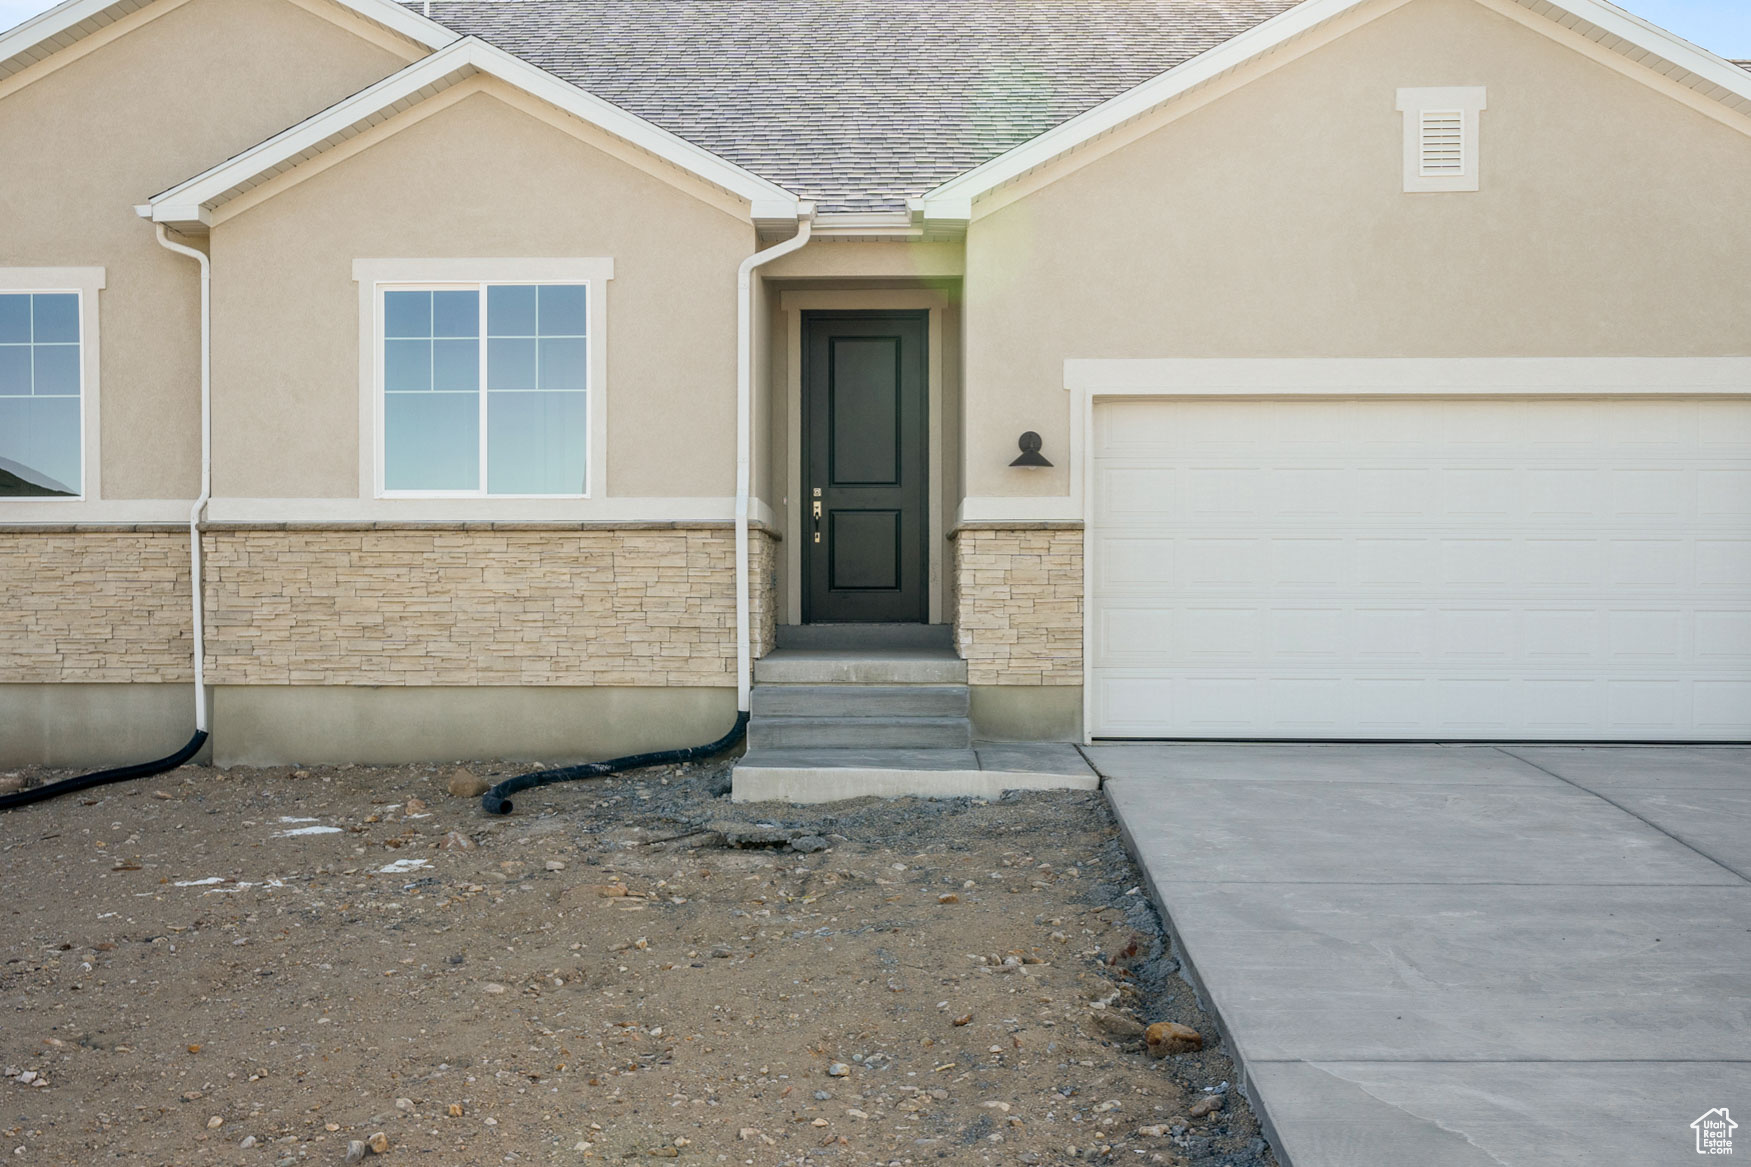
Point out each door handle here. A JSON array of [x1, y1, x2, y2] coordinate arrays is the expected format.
[[812, 491, 822, 543]]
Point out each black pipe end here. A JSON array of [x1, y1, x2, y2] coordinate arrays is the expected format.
[[481, 792, 512, 816]]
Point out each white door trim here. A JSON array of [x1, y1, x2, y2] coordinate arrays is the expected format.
[[1070, 357, 1751, 743]]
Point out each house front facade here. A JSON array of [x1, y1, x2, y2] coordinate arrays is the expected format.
[[2, 0, 1748, 767]]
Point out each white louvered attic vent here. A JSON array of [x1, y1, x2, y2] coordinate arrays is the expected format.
[[1397, 87, 1486, 193], [1418, 110, 1465, 176]]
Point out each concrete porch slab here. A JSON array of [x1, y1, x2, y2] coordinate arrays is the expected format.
[[731, 742, 1099, 803], [1093, 744, 1751, 1167]]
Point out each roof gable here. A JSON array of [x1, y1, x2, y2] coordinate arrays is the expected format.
[[0, 0, 456, 86], [917, 0, 1751, 222], [145, 35, 801, 229]]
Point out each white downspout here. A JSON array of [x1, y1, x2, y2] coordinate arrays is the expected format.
[[735, 204, 814, 712], [152, 224, 211, 735]]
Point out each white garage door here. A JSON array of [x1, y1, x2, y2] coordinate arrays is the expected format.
[[1089, 396, 1751, 740]]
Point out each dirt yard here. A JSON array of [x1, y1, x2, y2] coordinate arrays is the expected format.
[[0, 756, 1276, 1167]]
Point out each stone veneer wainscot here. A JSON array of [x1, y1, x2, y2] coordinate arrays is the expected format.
[[952, 524, 1083, 686], [200, 525, 776, 687], [0, 527, 194, 683]]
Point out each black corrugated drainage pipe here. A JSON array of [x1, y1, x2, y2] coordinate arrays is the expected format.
[[0, 732, 210, 812], [480, 712, 749, 816]]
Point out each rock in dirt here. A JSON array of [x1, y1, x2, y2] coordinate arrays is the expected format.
[[344, 1141, 367, 1165], [366, 1131, 389, 1153], [440, 831, 476, 851], [788, 835, 829, 854], [1189, 1094, 1225, 1117], [447, 769, 489, 799], [705, 821, 791, 848], [1146, 1021, 1204, 1057], [1092, 1010, 1147, 1039], [827, 1063, 850, 1077], [0, 776, 23, 795]]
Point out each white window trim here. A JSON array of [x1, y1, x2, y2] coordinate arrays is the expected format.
[[353, 258, 611, 507], [0, 267, 104, 506], [1396, 87, 1487, 193]]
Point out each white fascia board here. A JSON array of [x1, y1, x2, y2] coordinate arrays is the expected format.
[[0, 0, 455, 81], [323, 0, 461, 50], [0, 0, 144, 77], [148, 37, 797, 224], [919, 0, 1751, 219], [1545, 0, 1751, 102]]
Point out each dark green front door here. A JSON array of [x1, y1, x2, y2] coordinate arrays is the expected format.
[[802, 311, 929, 624]]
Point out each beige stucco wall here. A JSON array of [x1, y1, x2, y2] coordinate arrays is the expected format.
[[0, 0, 418, 501], [209, 85, 756, 501], [962, 0, 1751, 497]]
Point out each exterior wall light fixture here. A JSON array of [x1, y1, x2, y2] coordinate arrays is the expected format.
[[1010, 430, 1052, 467]]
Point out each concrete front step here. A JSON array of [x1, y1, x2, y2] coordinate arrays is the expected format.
[[754, 648, 966, 685], [747, 715, 971, 750], [732, 743, 1101, 804], [751, 684, 969, 719]]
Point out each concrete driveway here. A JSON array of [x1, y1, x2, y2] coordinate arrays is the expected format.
[[1088, 744, 1751, 1167]]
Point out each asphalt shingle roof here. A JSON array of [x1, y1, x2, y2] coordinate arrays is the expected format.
[[413, 0, 1299, 211]]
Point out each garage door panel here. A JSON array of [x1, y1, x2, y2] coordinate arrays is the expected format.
[[1439, 539, 1517, 585], [1695, 611, 1751, 660], [1524, 610, 1599, 659], [1090, 396, 1751, 740], [1524, 470, 1601, 516], [1696, 401, 1751, 446], [1272, 469, 1351, 515], [1608, 611, 1685, 659], [1524, 540, 1604, 586], [1606, 681, 1686, 732], [1697, 542, 1751, 585], [1271, 608, 1346, 657], [1441, 469, 1522, 516], [1097, 467, 1181, 520], [1271, 540, 1345, 584], [1520, 680, 1602, 732], [1182, 539, 1263, 585], [1094, 537, 1174, 589], [1093, 607, 1175, 664], [1185, 468, 1258, 517], [1611, 470, 1690, 518], [1697, 471, 1751, 517], [1696, 682, 1751, 729], [1356, 468, 1438, 514], [1608, 541, 1684, 586], [1436, 610, 1517, 659]]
